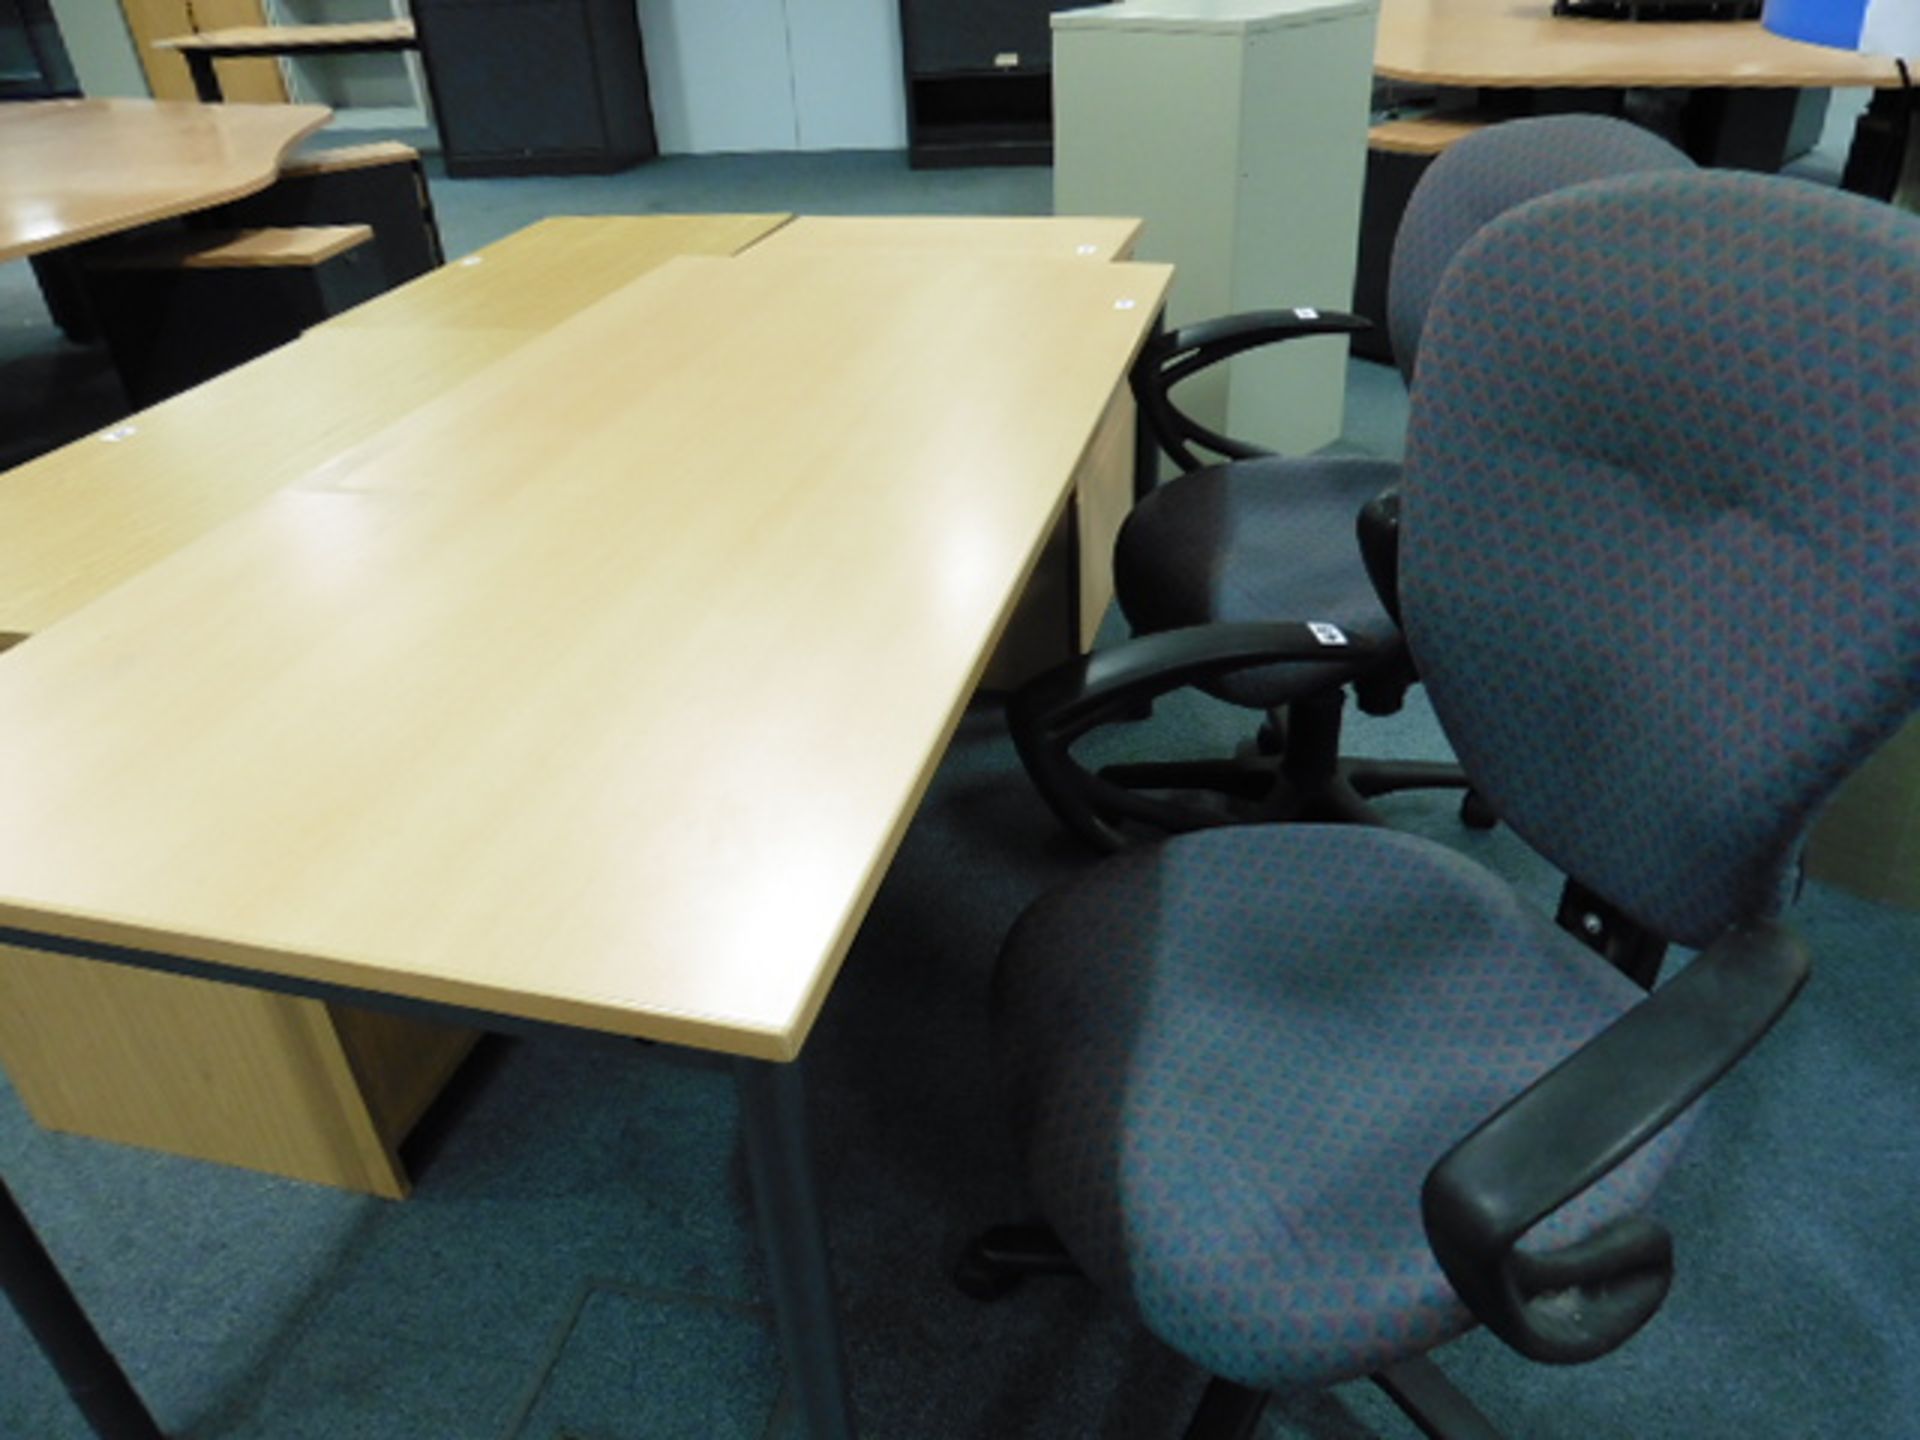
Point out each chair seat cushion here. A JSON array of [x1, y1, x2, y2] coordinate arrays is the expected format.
[[994, 824, 1697, 1390], [1114, 455, 1404, 710]]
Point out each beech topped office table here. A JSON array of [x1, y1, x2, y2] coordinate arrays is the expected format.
[[1372, 0, 1906, 177], [1372, 0, 1901, 89], [0, 99, 332, 262], [0, 233, 1170, 1438]]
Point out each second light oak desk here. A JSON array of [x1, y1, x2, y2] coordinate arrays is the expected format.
[[0, 213, 792, 1196], [0, 239, 1171, 1439]]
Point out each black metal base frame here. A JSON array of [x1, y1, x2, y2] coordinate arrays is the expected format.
[[1073, 689, 1490, 847], [956, 1226, 1510, 1440], [1181, 1361, 1505, 1440], [0, 920, 860, 1440]]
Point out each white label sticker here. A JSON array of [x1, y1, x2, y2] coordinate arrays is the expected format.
[[1294, 307, 1320, 321], [1075, 243, 1099, 256], [994, 51, 1020, 68], [98, 425, 137, 443], [1113, 298, 1137, 311], [1308, 622, 1349, 646], [460, 255, 484, 267]]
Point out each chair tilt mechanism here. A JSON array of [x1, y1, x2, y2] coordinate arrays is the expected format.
[[961, 168, 1920, 1439], [1008, 115, 1697, 852]]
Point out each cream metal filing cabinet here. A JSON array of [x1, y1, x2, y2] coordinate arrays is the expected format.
[[1053, 0, 1378, 456]]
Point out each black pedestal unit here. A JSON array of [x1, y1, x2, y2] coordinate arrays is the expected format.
[[900, 0, 1102, 168], [412, 0, 657, 177]]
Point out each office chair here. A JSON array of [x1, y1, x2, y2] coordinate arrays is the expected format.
[[1015, 115, 1695, 851], [961, 169, 1920, 1438]]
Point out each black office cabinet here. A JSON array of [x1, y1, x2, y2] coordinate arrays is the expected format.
[[412, 0, 656, 177], [899, 0, 1104, 168], [0, 0, 77, 99]]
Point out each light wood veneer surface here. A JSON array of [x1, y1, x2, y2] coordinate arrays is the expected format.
[[0, 215, 790, 643], [1368, 114, 1489, 155], [323, 214, 791, 335], [1375, 0, 1903, 88], [0, 250, 1170, 1059], [0, 100, 331, 262], [156, 20, 416, 53], [749, 215, 1143, 262]]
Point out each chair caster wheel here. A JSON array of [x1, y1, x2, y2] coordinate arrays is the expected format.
[[1461, 790, 1498, 830], [953, 1248, 1024, 1302]]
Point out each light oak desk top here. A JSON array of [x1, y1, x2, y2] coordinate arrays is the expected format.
[[0, 214, 792, 644], [0, 99, 332, 263], [1374, 0, 1904, 89], [0, 247, 1170, 1060], [748, 214, 1143, 262], [321, 213, 792, 334]]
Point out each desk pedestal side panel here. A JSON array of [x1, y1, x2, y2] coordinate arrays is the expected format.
[[980, 378, 1135, 689], [118, 0, 289, 102], [1054, 0, 1376, 455], [0, 948, 475, 1197]]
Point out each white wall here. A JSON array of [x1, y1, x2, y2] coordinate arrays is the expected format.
[[787, 0, 905, 151], [636, 0, 906, 154]]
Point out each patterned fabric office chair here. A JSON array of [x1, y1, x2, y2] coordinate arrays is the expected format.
[[965, 170, 1920, 1437], [1013, 115, 1696, 850]]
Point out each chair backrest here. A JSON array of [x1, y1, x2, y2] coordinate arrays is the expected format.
[[1399, 169, 1920, 948], [1387, 116, 1695, 384]]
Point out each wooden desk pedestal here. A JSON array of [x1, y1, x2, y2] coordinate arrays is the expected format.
[[0, 954, 470, 1198]]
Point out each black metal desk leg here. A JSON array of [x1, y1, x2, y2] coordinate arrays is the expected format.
[[1842, 87, 1918, 207], [735, 1058, 857, 1440], [1133, 310, 1165, 502], [183, 52, 224, 103], [0, 1179, 164, 1440]]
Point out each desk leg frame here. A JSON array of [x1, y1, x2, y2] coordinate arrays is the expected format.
[[182, 52, 224, 103], [735, 1058, 857, 1440], [0, 1179, 164, 1440]]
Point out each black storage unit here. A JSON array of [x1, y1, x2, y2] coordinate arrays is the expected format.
[[83, 234, 388, 409], [412, 0, 656, 178], [0, 0, 77, 100], [205, 147, 446, 293], [899, 0, 1102, 168]]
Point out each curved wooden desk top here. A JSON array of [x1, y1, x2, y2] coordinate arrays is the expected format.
[[1375, 0, 1904, 88], [0, 99, 332, 263]]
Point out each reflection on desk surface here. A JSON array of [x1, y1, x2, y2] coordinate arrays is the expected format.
[[0, 98, 330, 261]]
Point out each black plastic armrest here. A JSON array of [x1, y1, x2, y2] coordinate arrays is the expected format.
[[1421, 920, 1811, 1364], [1008, 621, 1391, 850], [1132, 308, 1374, 473], [1356, 488, 1403, 628]]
